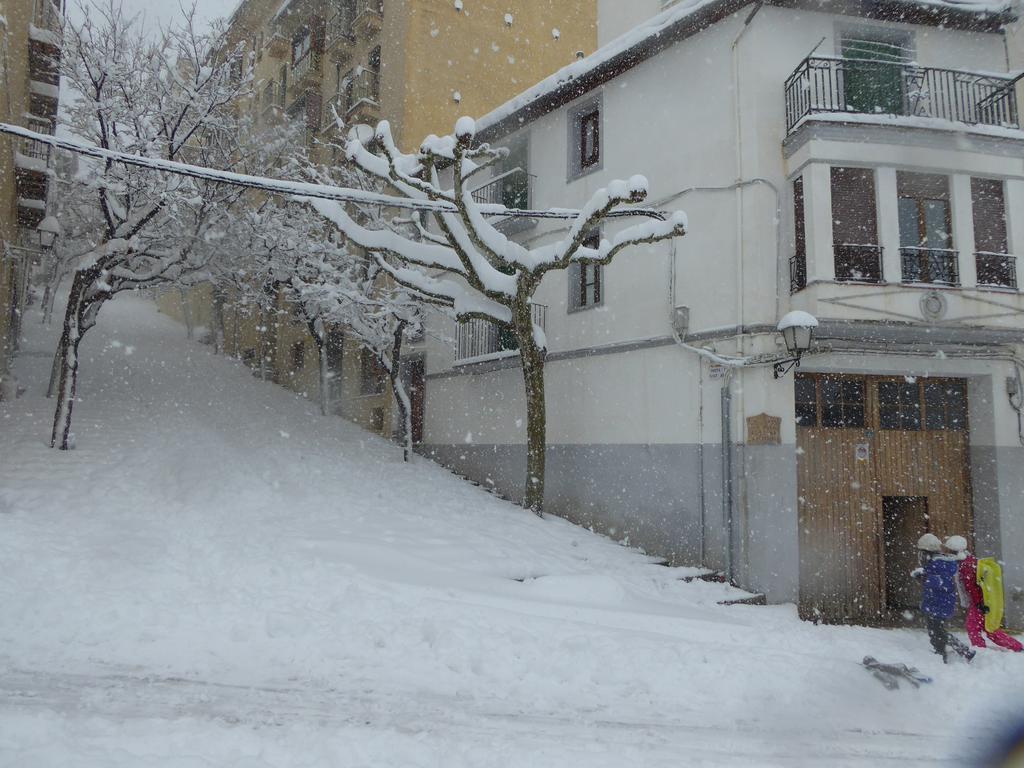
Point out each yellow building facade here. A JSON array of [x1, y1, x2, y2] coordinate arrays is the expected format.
[[0, 0, 61, 396], [160, 0, 596, 435]]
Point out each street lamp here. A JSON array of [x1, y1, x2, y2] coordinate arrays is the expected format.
[[36, 215, 61, 250], [774, 310, 818, 379]]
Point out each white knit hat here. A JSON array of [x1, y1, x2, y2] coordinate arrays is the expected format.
[[944, 535, 968, 554], [917, 533, 942, 552]]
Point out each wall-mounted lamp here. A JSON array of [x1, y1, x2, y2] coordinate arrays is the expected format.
[[774, 310, 817, 379]]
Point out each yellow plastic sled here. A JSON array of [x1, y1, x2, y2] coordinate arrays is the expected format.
[[977, 557, 1005, 635]]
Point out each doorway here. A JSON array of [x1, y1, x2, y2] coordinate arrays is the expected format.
[[882, 496, 928, 613], [796, 374, 973, 623]]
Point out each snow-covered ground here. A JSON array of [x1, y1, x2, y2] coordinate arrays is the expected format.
[[1, 295, 1022, 767]]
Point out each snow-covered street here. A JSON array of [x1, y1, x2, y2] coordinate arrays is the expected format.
[[1, 296, 1021, 767]]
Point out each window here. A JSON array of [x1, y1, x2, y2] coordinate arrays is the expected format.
[[292, 28, 311, 64], [879, 380, 921, 430], [923, 380, 968, 431], [897, 172, 957, 284], [568, 97, 602, 179], [795, 375, 865, 429], [360, 346, 386, 395], [791, 176, 807, 293], [278, 64, 288, 107], [794, 374, 817, 426], [840, 30, 912, 115], [569, 230, 602, 311], [820, 377, 865, 428], [972, 178, 1016, 289], [831, 167, 881, 282], [878, 378, 968, 431], [499, 138, 530, 210], [368, 45, 381, 72]]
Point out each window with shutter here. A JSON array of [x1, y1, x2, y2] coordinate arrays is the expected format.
[[791, 177, 807, 292], [568, 231, 602, 311], [972, 178, 1015, 288], [897, 172, 957, 285], [830, 167, 881, 282], [567, 96, 602, 179]]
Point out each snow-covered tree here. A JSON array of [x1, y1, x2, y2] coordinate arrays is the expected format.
[[227, 184, 438, 460], [304, 118, 687, 514], [49, 1, 262, 449]]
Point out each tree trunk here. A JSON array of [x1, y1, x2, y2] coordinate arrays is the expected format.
[[179, 287, 194, 340], [40, 257, 59, 326], [387, 321, 412, 462], [308, 321, 328, 417], [50, 271, 89, 449], [211, 286, 226, 354], [515, 302, 546, 516], [45, 344, 63, 398]]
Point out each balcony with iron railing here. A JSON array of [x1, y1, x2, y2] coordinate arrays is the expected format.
[[32, 0, 63, 40], [322, 92, 345, 131], [455, 303, 547, 363], [353, 0, 383, 37], [345, 67, 380, 123], [470, 168, 537, 235], [14, 116, 53, 171], [834, 243, 884, 283], [291, 51, 321, 85], [784, 56, 1021, 134], [975, 252, 1018, 289], [326, 8, 356, 60], [900, 247, 960, 286]]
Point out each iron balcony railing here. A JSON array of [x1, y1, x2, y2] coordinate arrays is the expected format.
[[327, 7, 356, 47], [784, 56, 1020, 133], [456, 303, 547, 362], [789, 254, 807, 293], [323, 92, 345, 130], [346, 67, 380, 112], [834, 243, 883, 283], [901, 246, 960, 285], [470, 168, 536, 211], [291, 52, 320, 83], [33, 0, 63, 38], [19, 116, 53, 161], [355, 0, 383, 23], [975, 251, 1018, 289]]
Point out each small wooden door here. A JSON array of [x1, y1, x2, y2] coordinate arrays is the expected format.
[[882, 496, 928, 612]]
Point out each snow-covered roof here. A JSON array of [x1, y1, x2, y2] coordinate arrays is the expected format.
[[475, 0, 1015, 143]]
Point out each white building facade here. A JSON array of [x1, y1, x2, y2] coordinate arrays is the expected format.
[[411, 0, 1024, 625]]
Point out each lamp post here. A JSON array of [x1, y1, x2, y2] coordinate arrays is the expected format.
[[36, 215, 61, 250], [774, 310, 818, 379], [36, 215, 62, 326]]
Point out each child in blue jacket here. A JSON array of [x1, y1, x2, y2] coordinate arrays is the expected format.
[[912, 533, 975, 663]]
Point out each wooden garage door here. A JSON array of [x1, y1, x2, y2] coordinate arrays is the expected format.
[[796, 374, 973, 623]]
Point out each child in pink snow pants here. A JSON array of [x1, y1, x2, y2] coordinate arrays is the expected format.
[[945, 536, 1022, 653]]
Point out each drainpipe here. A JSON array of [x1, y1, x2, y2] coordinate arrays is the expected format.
[[724, 3, 761, 587], [721, 369, 735, 583]]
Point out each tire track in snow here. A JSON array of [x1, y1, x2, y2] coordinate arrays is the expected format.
[[0, 666, 968, 766]]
